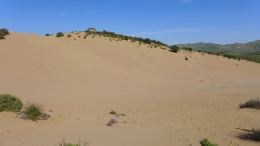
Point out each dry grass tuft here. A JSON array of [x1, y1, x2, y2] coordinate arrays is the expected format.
[[58, 137, 88, 146], [24, 101, 44, 121], [239, 98, 260, 110]]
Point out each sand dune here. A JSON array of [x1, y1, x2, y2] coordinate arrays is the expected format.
[[0, 32, 260, 146]]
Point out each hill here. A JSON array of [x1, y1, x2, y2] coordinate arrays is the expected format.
[[0, 32, 260, 146], [178, 40, 260, 54]]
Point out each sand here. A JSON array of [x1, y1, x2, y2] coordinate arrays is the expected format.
[[0, 32, 260, 146]]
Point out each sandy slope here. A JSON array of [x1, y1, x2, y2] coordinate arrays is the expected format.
[[0, 32, 260, 146]]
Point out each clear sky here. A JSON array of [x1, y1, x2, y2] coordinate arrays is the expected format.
[[1, 0, 259, 45]]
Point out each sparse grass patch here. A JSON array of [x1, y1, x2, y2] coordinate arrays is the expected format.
[[239, 98, 260, 110], [200, 138, 218, 146], [0, 94, 23, 112], [67, 34, 72, 38], [25, 102, 44, 121]]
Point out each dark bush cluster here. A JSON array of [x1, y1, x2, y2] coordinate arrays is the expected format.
[[170, 45, 180, 53], [239, 99, 260, 109], [56, 31, 64, 37], [84, 29, 168, 48], [45, 33, 50, 36], [195, 50, 260, 63], [181, 47, 193, 52], [0, 28, 9, 39], [252, 129, 260, 141]]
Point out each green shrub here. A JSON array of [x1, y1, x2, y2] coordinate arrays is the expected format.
[[200, 138, 218, 146], [185, 56, 188, 61], [0, 94, 23, 112], [239, 99, 260, 110], [25, 102, 43, 121], [170, 45, 180, 53], [56, 32, 64, 37], [110, 111, 117, 115], [0, 28, 9, 35], [67, 34, 72, 38], [188, 48, 193, 52], [0, 31, 5, 39], [45, 33, 50, 36], [0, 28, 9, 39]]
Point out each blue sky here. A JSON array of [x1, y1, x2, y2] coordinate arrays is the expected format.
[[1, 0, 259, 45]]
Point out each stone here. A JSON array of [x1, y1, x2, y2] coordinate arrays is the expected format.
[[40, 113, 50, 120], [41, 113, 47, 117], [21, 115, 27, 120], [107, 119, 117, 126], [16, 110, 25, 115]]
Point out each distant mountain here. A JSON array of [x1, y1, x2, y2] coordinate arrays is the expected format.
[[178, 40, 260, 54]]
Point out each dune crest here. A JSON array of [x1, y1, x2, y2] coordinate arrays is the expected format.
[[0, 32, 260, 146]]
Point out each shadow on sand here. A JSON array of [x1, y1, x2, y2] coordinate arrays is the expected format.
[[236, 128, 260, 142]]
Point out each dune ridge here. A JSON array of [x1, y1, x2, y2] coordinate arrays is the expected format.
[[0, 32, 260, 146]]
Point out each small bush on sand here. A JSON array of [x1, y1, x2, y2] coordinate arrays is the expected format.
[[0, 28, 9, 35], [45, 33, 50, 36], [239, 99, 260, 110], [252, 129, 260, 141], [0, 31, 5, 39], [56, 32, 64, 37], [185, 56, 188, 61], [200, 138, 218, 146], [110, 111, 117, 115], [170, 45, 179, 53], [0, 28, 9, 39], [67, 34, 72, 38], [0, 94, 23, 112], [25, 102, 44, 121]]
